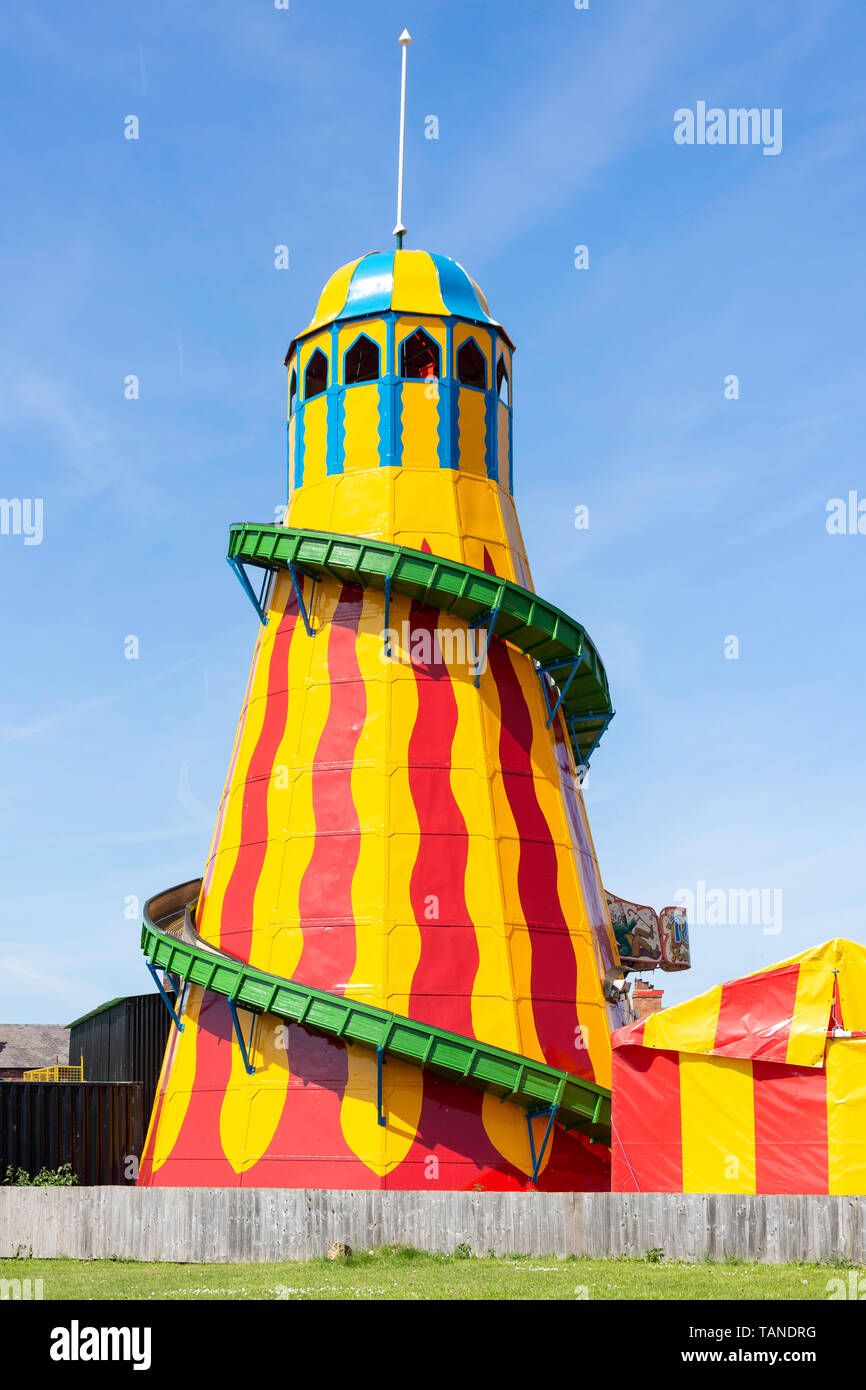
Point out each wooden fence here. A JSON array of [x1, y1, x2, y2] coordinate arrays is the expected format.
[[0, 1189, 863, 1264]]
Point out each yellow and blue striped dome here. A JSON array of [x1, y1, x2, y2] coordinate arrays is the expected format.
[[287, 249, 511, 358]]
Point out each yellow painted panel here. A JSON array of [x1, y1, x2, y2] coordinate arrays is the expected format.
[[826, 1038, 866, 1194], [220, 1009, 292, 1173], [399, 382, 440, 470], [392, 469, 460, 554], [499, 492, 532, 587], [341, 1046, 424, 1176], [462, 539, 510, 578], [644, 985, 723, 1055], [306, 257, 362, 333], [454, 475, 506, 553], [392, 251, 448, 316], [342, 384, 381, 473], [330, 470, 394, 540], [457, 389, 487, 477], [300, 396, 328, 490], [497, 401, 510, 484], [286, 476, 337, 534], [680, 1053, 756, 1193]]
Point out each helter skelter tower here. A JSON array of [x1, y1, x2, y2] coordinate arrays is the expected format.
[[138, 34, 689, 1191]]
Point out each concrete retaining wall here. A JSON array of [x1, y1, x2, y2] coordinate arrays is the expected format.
[[0, 1189, 863, 1264]]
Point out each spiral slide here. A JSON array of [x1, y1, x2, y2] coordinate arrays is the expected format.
[[142, 877, 611, 1176]]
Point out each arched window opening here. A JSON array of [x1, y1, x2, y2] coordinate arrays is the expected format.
[[344, 335, 380, 385], [457, 339, 487, 390], [289, 368, 297, 415], [400, 328, 440, 380], [304, 349, 328, 400], [496, 356, 510, 405]]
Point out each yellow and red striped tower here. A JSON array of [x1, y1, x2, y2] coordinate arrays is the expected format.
[[139, 248, 628, 1190]]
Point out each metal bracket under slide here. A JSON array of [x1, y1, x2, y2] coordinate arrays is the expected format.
[[147, 961, 185, 1033], [287, 563, 317, 637], [227, 556, 272, 627], [377, 1045, 386, 1127], [469, 604, 500, 687], [537, 651, 583, 729], [526, 1104, 559, 1185], [565, 709, 615, 766], [227, 996, 258, 1075]]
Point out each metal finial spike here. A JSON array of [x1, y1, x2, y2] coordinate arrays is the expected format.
[[394, 30, 412, 248]]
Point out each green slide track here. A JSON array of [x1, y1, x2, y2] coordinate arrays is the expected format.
[[227, 522, 615, 768], [142, 881, 612, 1146]]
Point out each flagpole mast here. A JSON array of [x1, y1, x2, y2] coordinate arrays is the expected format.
[[393, 29, 412, 249]]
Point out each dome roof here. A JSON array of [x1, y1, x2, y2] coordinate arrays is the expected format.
[[285, 249, 512, 360]]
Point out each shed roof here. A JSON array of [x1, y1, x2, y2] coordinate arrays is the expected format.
[[0, 1024, 70, 1069]]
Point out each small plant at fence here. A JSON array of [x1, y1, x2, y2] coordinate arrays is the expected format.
[[3, 1164, 79, 1186]]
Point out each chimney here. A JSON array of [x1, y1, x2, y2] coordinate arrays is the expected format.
[[632, 976, 664, 1022]]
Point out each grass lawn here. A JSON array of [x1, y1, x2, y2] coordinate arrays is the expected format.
[[0, 1248, 856, 1300]]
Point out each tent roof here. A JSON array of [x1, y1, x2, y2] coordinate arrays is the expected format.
[[612, 938, 866, 1069]]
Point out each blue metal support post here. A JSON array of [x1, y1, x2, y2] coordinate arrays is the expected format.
[[227, 997, 257, 1075], [377, 1045, 386, 1127], [147, 961, 184, 1033]]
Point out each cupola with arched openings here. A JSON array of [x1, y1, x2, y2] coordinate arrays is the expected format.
[[281, 248, 524, 585]]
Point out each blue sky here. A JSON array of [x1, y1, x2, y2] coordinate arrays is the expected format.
[[0, 0, 864, 1023]]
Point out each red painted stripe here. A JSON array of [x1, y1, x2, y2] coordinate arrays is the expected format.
[[713, 964, 800, 1062], [753, 1060, 829, 1194], [611, 1046, 683, 1192], [146, 993, 239, 1185], [241, 1026, 369, 1188], [294, 584, 365, 992], [487, 638, 592, 1078], [216, 589, 299, 963], [406, 603, 478, 1036]]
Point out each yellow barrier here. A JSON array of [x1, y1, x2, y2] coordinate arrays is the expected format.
[[23, 1058, 84, 1083]]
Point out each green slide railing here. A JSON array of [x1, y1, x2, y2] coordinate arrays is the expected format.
[[227, 523, 615, 767], [142, 881, 611, 1147]]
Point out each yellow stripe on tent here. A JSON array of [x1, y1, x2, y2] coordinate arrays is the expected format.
[[679, 1053, 756, 1194], [826, 1038, 866, 1195], [643, 984, 723, 1054], [837, 942, 866, 1034], [785, 958, 838, 1067]]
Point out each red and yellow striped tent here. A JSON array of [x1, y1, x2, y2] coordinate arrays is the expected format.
[[611, 939, 866, 1195]]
